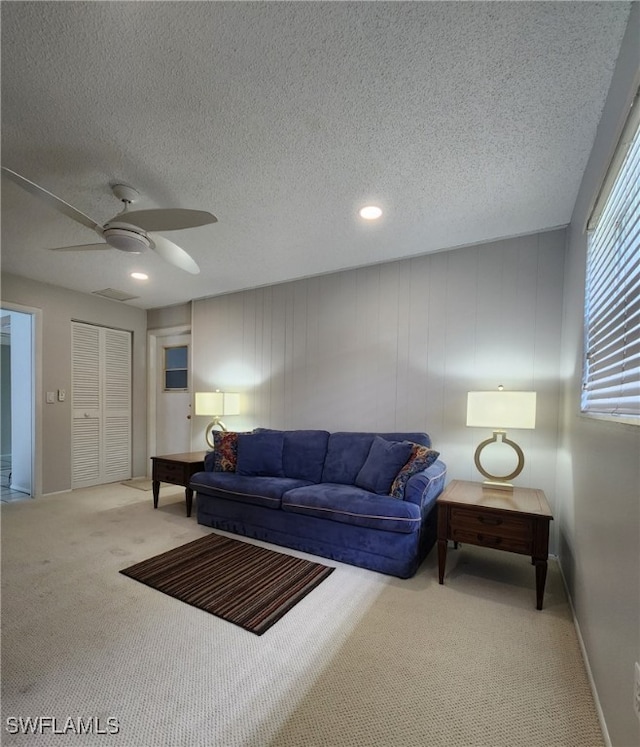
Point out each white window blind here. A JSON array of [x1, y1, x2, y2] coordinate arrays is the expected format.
[[582, 94, 640, 421]]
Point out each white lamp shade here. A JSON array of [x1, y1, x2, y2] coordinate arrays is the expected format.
[[195, 391, 225, 416], [222, 393, 240, 416], [466, 391, 536, 429], [195, 391, 240, 416]]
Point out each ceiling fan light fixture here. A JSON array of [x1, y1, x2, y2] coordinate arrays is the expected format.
[[103, 227, 151, 254]]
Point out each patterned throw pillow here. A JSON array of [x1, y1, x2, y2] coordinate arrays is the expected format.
[[211, 431, 247, 472], [389, 444, 440, 499]]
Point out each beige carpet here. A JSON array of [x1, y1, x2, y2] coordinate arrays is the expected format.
[[1, 483, 604, 747], [120, 477, 153, 491]]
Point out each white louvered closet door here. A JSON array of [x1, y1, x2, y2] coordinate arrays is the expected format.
[[72, 322, 132, 488]]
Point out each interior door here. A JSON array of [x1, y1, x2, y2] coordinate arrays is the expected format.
[[72, 322, 132, 488], [155, 332, 192, 456]]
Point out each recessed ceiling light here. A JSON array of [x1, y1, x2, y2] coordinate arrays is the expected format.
[[359, 205, 382, 220], [130, 272, 149, 280]]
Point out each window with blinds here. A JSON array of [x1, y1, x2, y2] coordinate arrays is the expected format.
[[582, 89, 640, 423]]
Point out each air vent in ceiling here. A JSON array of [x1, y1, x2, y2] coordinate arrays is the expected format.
[[92, 288, 139, 302]]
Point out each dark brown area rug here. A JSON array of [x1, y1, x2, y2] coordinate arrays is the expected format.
[[120, 533, 334, 635]]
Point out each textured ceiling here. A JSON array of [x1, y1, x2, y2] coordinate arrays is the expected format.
[[1, 2, 632, 309]]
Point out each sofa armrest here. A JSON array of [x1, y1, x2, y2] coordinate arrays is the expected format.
[[403, 459, 447, 513]]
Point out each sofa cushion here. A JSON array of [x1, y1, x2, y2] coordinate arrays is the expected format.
[[206, 431, 250, 472], [320, 433, 375, 485], [321, 432, 432, 485], [355, 436, 413, 495], [390, 444, 441, 499], [282, 483, 421, 534], [283, 430, 329, 482], [255, 429, 330, 482], [190, 472, 311, 509], [236, 432, 285, 477]]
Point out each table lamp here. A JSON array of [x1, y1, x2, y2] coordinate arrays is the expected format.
[[466, 387, 536, 490], [195, 391, 240, 447]]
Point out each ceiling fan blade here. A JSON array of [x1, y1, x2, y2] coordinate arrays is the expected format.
[[48, 243, 109, 252], [1, 167, 103, 232], [119, 208, 217, 232], [150, 234, 200, 275]]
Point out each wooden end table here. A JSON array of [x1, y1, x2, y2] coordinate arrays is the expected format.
[[151, 451, 207, 517], [437, 480, 553, 610]]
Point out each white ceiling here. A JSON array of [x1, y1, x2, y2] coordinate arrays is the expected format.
[[1, 2, 632, 310]]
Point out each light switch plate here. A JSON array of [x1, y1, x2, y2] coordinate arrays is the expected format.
[[58, 389, 66, 402], [46, 391, 55, 404]]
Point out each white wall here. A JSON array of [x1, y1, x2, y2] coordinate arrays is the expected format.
[[192, 229, 566, 544], [0, 273, 148, 495], [557, 5, 640, 746], [147, 302, 191, 330]]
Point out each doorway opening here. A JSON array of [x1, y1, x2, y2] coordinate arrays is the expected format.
[[0, 307, 35, 503]]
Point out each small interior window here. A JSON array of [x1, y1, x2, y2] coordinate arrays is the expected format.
[[164, 345, 188, 391]]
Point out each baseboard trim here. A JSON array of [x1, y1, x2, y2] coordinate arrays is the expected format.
[[557, 560, 612, 747]]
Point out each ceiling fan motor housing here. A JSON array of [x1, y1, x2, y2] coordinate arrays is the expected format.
[[103, 224, 151, 254]]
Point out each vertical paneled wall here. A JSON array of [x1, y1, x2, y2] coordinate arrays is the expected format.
[[192, 229, 565, 522]]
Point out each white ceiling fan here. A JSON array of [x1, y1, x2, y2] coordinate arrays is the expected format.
[[1, 167, 217, 274]]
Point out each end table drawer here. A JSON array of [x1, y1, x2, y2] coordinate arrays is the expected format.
[[451, 527, 532, 554], [450, 507, 533, 554], [154, 462, 185, 483]]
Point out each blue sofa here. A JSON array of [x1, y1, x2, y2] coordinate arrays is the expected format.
[[191, 430, 447, 578]]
